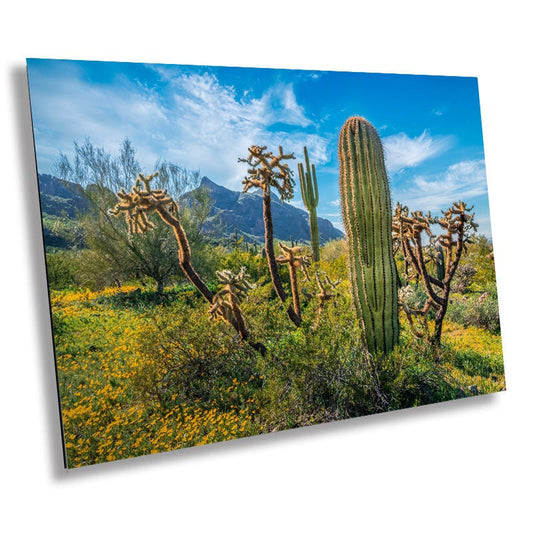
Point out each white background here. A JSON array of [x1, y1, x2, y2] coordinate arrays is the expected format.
[[2, 1, 531, 531]]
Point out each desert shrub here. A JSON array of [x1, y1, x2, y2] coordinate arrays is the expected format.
[[448, 284, 500, 333], [462, 235, 497, 289], [46, 251, 79, 289], [320, 238, 348, 280], [189, 242, 228, 282], [221, 249, 269, 282], [451, 349, 504, 378], [451, 263, 477, 293], [133, 300, 261, 411]]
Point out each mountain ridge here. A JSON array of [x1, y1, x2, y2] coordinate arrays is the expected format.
[[37, 173, 344, 249], [187, 176, 344, 243]]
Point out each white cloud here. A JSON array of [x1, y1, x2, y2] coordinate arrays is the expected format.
[[30, 68, 328, 191], [156, 72, 325, 188], [392, 159, 488, 212], [382, 130, 453, 173]]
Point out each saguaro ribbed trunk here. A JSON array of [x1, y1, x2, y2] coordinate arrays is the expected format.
[[339, 116, 399, 354]]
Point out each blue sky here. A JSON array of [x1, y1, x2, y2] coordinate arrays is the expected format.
[[27, 58, 492, 237]]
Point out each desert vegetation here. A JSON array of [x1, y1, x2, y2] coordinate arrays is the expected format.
[[43, 119, 504, 468]]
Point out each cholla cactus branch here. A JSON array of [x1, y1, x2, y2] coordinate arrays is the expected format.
[[313, 272, 341, 328], [276, 242, 310, 320], [110, 172, 212, 302], [209, 267, 254, 342], [392, 200, 478, 345], [240, 145, 296, 201]]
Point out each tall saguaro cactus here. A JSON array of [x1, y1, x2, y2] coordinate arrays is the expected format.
[[339, 117, 399, 354], [298, 146, 320, 262]]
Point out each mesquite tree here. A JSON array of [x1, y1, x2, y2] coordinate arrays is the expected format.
[[239, 145, 301, 327], [392, 201, 478, 345]]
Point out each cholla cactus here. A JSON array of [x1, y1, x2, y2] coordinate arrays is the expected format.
[[392, 200, 478, 345], [111, 173, 266, 353], [110, 172, 213, 303], [240, 145, 295, 200], [276, 242, 310, 320], [239, 145, 301, 327], [209, 267, 254, 341], [314, 272, 341, 328]]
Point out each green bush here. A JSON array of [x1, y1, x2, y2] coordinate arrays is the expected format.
[[448, 284, 500, 333], [46, 251, 79, 289]]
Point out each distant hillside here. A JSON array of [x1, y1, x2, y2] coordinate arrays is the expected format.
[[38, 174, 89, 250], [37, 173, 344, 250], [184, 177, 344, 244]]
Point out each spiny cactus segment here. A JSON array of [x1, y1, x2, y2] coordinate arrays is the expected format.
[[276, 242, 311, 319], [240, 145, 295, 201], [298, 146, 320, 262], [209, 267, 254, 339]]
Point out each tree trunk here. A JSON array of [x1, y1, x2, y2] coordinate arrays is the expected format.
[[156, 279, 165, 295]]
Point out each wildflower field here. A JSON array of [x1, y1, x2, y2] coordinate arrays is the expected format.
[[50, 258, 504, 468]]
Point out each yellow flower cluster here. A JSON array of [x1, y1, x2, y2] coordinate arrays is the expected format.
[[53, 286, 257, 468]]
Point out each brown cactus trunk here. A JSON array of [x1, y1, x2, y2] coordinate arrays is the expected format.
[[154, 205, 213, 303], [288, 264, 301, 319], [263, 193, 301, 327], [230, 292, 249, 342]]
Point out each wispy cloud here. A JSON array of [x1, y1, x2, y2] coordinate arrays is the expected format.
[[30, 67, 328, 189], [383, 130, 454, 173], [165, 73, 324, 187], [392, 159, 488, 211]]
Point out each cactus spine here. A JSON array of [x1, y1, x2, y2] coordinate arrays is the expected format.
[[339, 117, 399, 354], [298, 146, 320, 262]]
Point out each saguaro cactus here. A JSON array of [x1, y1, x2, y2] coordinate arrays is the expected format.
[[339, 117, 399, 354], [298, 146, 320, 262]]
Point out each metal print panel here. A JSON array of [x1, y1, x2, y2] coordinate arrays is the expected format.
[[27, 59, 504, 468]]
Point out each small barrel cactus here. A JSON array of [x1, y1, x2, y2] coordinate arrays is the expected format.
[[339, 116, 399, 354]]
